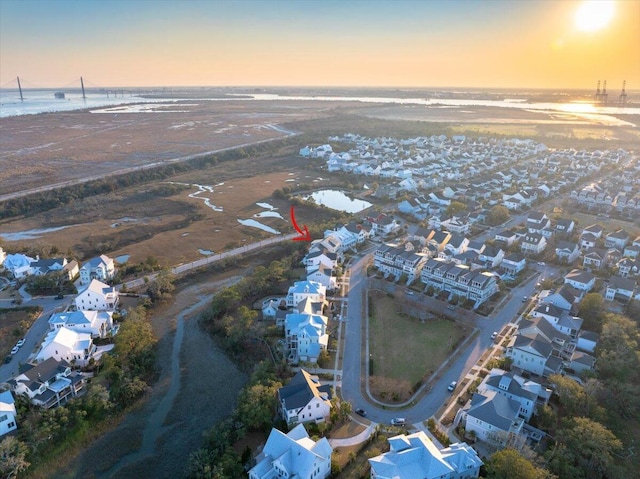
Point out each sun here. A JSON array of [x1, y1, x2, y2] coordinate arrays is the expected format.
[[575, 0, 615, 32]]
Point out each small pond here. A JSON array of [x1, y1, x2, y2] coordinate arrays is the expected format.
[[303, 190, 372, 213]]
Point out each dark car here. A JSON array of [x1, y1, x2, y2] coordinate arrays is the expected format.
[[3, 355, 11, 364], [55, 293, 64, 300], [355, 408, 367, 417]]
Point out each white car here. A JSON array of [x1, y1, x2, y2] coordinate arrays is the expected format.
[[447, 381, 457, 392], [390, 418, 406, 426], [10, 346, 19, 355], [15, 338, 25, 348], [491, 331, 498, 340]]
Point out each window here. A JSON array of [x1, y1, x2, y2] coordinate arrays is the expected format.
[[0, 414, 7, 422], [7, 421, 15, 428]]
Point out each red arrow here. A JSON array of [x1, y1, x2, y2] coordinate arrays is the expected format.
[[290, 205, 312, 242]]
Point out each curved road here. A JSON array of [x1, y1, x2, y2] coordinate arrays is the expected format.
[[339, 249, 547, 426]]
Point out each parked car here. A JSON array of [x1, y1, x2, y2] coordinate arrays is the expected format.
[[522, 296, 528, 302], [55, 293, 64, 300], [3, 355, 11, 364], [447, 381, 457, 392], [355, 408, 367, 417], [10, 346, 19, 355], [391, 418, 405, 426], [491, 331, 498, 340], [15, 338, 25, 348]]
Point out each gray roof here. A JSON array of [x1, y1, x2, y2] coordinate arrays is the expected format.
[[278, 369, 332, 411], [467, 390, 520, 431]]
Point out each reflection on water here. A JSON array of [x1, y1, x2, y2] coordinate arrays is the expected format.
[[304, 190, 372, 213]]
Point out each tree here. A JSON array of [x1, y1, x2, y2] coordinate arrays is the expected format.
[[487, 448, 548, 479], [146, 272, 175, 302], [0, 437, 30, 478], [551, 417, 622, 479], [486, 205, 510, 226], [236, 379, 282, 431], [548, 374, 604, 420], [578, 293, 605, 332], [446, 200, 466, 217]]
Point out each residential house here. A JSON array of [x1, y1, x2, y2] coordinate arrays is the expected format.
[[307, 264, 337, 290], [526, 211, 551, 230], [421, 258, 498, 308], [30, 257, 69, 276], [582, 247, 608, 270], [278, 369, 332, 426], [443, 234, 469, 257], [0, 246, 6, 267], [284, 311, 328, 363], [79, 254, 116, 285], [623, 236, 640, 258], [581, 224, 604, 239], [495, 229, 517, 246], [617, 257, 640, 278], [48, 310, 115, 339], [544, 284, 581, 311], [478, 368, 551, 421], [2, 253, 36, 278], [75, 279, 119, 311], [604, 229, 630, 250], [521, 233, 547, 256], [262, 298, 286, 320], [458, 389, 524, 446], [555, 218, 575, 236], [564, 269, 596, 294], [604, 276, 637, 302], [5, 358, 85, 408], [35, 326, 96, 366], [374, 244, 428, 282], [555, 241, 580, 264], [0, 391, 17, 437], [368, 432, 482, 479], [531, 304, 583, 338], [476, 245, 505, 269], [501, 253, 526, 278], [579, 233, 598, 250], [369, 214, 400, 237], [429, 230, 452, 253], [286, 280, 327, 309], [440, 215, 471, 235], [248, 424, 332, 479]]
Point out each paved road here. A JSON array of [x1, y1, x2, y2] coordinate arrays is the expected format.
[[338, 245, 545, 426], [0, 296, 72, 382]]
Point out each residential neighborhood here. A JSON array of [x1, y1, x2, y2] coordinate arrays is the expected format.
[[1, 131, 639, 479]]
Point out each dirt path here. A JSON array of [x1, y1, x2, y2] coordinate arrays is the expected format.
[[57, 276, 247, 479]]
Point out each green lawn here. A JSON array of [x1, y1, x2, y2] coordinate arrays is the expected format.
[[369, 292, 470, 391]]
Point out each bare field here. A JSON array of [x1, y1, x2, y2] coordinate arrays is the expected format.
[[0, 99, 352, 197], [0, 153, 344, 265]]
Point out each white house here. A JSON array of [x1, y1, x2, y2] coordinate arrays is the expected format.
[[459, 389, 524, 445], [369, 432, 482, 479], [30, 257, 68, 276], [278, 369, 332, 426], [48, 310, 115, 338], [563, 269, 596, 294], [249, 424, 332, 479], [477, 368, 551, 422], [35, 326, 96, 366], [521, 233, 547, 255], [0, 246, 6, 266], [75, 279, 119, 311], [79, 254, 116, 286], [286, 280, 326, 309], [501, 253, 526, 278], [555, 241, 580, 264], [0, 391, 17, 438]]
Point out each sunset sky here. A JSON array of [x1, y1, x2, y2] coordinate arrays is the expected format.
[[1, 0, 638, 90]]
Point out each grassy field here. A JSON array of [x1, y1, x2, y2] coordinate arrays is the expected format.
[[368, 291, 470, 402], [0, 306, 41, 358]]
